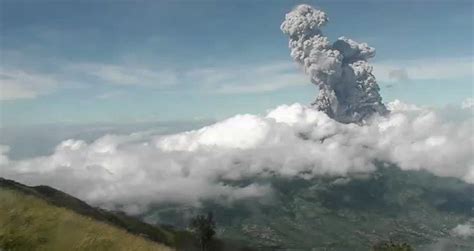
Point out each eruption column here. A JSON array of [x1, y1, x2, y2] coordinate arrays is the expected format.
[[281, 4, 388, 124]]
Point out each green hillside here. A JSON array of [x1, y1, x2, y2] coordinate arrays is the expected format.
[[0, 188, 173, 251], [0, 178, 255, 251]]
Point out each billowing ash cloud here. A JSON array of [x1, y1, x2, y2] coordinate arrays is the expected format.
[[1, 101, 472, 213], [281, 4, 388, 124]]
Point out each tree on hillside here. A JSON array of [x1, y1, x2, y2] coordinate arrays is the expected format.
[[372, 240, 413, 251], [189, 212, 216, 251]]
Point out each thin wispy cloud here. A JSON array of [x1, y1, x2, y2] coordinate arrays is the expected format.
[[0, 61, 308, 100], [186, 62, 307, 94], [68, 63, 179, 87], [96, 90, 126, 100], [0, 68, 59, 100], [78, 61, 308, 94], [1, 56, 471, 101], [374, 57, 473, 83]]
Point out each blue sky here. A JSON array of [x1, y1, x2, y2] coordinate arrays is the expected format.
[[0, 0, 473, 126]]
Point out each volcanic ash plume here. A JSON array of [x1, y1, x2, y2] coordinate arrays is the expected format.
[[281, 4, 388, 124]]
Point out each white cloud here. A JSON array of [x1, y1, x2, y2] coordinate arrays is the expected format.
[[0, 68, 59, 100], [462, 98, 474, 109], [386, 99, 423, 111], [374, 57, 473, 83], [451, 220, 474, 239], [1, 100, 472, 214]]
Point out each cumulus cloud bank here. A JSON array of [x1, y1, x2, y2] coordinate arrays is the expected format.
[[1, 100, 472, 213], [281, 4, 387, 124]]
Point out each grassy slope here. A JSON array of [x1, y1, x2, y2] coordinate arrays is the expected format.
[[0, 188, 173, 251], [0, 178, 255, 251], [0, 178, 174, 245]]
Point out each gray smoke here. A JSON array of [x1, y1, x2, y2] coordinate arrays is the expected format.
[[281, 4, 388, 124]]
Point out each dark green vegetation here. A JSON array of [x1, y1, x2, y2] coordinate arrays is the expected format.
[[144, 166, 474, 250], [190, 212, 217, 251], [372, 240, 413, 251]]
